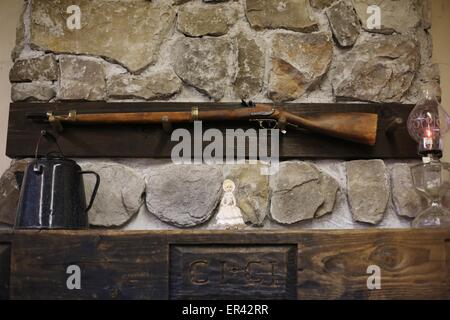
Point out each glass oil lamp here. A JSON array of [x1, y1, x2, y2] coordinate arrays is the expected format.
[[407, 89, 450, 228]]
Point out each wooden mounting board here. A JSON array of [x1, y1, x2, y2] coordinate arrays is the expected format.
[[6, 102, 419, 159], [0, 229, 449, 300]]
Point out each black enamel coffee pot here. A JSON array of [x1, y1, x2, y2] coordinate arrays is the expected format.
[[15, 131, 100, 229]]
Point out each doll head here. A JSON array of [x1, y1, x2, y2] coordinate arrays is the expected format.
[[222, 179, 236, 193]]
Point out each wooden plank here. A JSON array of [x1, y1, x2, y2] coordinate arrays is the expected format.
[[0, 244, 11, 300], [7, 102, 418, 159], [0, 231, 13, 243], [10, 232, 169, 300], [297, 231, 449, 299], [170, 245, 297, 300], [3, 229, 450, 300]]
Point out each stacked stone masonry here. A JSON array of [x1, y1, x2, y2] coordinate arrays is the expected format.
[[0, 159, 425, 229], [10, 0, 440, 103]]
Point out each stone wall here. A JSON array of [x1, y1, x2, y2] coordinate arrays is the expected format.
[[10, 0, 439, 103], [1, 0, 441, 229]]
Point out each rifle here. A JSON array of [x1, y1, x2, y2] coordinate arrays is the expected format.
[[27, 103, 378, 146]]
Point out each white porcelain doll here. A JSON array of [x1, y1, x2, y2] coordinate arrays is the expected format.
[[215, 179, 246, 229]]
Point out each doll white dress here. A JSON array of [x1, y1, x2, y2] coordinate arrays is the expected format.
[[216, 191, 245, 228]]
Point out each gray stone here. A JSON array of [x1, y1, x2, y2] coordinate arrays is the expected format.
[[58, 56, 106, 101], [234, 32, 265, 99], [418, 0, 432, 30], [353, 0, 421, 34], [172, 37, 232, 101], [0, 160, 30, 226], [268, 32, 333, 102], [391, 164, 425, 218], [245, 0, 318, 32], [325, 0, 360, 47], [310, 0, 338, 9], [271, 162, 320, 191], [11, 3, 26, 61], [414, 28, 433, 66], [270, 162, 324, 224], [224, 163, 269, 226], [10, 55, 58, 82], [81, 162, 145, 227], [418, 63, 441, 83], [334, 34, 420, 103], [107, 69, 182, 100], [11, 82, 55, 102], [177, 3, 237, 37], [346, 160, 390, 225], [315, 173, 340, 218], [31, 0, 175, 73], [145, 164, 222, 227]]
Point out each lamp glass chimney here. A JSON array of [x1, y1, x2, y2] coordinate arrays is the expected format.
[[407, 89, 450, 157]]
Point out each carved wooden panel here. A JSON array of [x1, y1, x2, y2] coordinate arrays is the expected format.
[[170, 245, 297, 300], [7, 102, 418, 159]]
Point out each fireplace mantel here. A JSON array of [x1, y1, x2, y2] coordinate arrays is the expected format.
[[1, 228, 449, 300]]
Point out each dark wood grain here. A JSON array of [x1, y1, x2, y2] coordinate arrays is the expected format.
[[7, 102, 418, 159], [0, 244, 11, 300], [3, 229, 450, 300], [297, 231, 449, 299], [10, 232, 168, 300]]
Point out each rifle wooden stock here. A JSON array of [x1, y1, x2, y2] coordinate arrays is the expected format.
[[37, 104, 378, 146], [278, 111, 378, 146]]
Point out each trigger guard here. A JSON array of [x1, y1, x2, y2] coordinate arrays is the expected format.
[[259, 120, 278, 130]]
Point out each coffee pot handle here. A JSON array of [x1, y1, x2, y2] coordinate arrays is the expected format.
[[80, 171, 101, 213]]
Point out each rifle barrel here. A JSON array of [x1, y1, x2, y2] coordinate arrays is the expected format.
[[26, 104, 378, 146]]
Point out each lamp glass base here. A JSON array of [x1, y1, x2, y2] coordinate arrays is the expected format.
[[412, 205, 450, 228]]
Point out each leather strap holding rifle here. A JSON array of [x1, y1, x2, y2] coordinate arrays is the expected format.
[[27, 104, 378, 146]]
